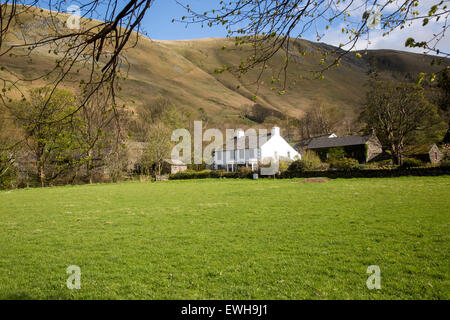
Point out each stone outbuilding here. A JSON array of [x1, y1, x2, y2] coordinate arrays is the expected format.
[[294, 133, 383, 163], [409, 144, 442, 164], [162, 159, 187, 174]]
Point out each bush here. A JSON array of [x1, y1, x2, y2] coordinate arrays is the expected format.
[[376, 159, 393, 166], [188, 162, 207, 171], [440, 159, 450, 167], [0, 168, 17, 190], [287, 160, 307, 173], [315, 162, 330, 171], [278, 160, 291, 173], [301, 150, 325, 170], [238, 166, 252, 177], [170, 169, 244, 180], [171, 169, 213, 179], [279, 166, 450, 179], [400, 158, 423, 168], [328, 158, 359, 171], [327, 147, 346, 160], [441, 145, 450, 161], [366, 159, 395, 169], [355, 164, 368, 170], [0, 157, 17, 189]]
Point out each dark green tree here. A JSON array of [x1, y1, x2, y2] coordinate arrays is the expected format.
[[12, 87, 87, 186], [140, 122, 173, 178], [436, 68, 450, 143], [360, 81, 445, 165], [0, 108, 21, 188]]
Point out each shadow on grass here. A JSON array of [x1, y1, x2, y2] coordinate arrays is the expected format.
[[2, 292, 36, 300]]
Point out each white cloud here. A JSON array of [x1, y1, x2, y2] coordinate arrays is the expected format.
[[319, 0, 449, 55], [364, 20, 449, 54]]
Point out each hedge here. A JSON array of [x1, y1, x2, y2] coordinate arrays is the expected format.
[[169, 166, 450, 180], [169, 170, 252, 180], [279, 166, 450, 179]]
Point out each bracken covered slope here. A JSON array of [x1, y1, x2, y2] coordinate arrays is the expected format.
[[0, 7, 447, 127]]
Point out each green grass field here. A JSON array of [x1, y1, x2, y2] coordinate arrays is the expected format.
[[0, 176, 449, 299]]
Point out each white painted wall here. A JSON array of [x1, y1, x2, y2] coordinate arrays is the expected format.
[[213, 127, 300, 169], [260, 130, 300, 162]]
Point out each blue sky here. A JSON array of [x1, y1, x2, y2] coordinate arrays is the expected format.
[[142, 0, 448, 55], [48, 0, 448, 54], [144, 0, 228, 40]]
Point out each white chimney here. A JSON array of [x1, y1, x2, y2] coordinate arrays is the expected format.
[[236, 129, 245, 138], [271, 126, 280, 136]]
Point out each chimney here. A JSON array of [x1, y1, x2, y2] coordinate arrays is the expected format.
[[271, 126, 280, 136]]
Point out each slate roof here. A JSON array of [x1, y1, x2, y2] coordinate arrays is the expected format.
[[164, 159, 187, 166], [406, 143, 440, 155], [295, 134, 372, 150]]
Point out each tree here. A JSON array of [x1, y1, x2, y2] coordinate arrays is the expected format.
[[0, 0, 153, 151], [0, 1, 153, 105], [436, 67, 450, 143], [299, 101, 344, 138], [327, 147, 346, 160], [11, 87, 86, 186], [0, 1, 448, 173], [104, 143, 129, 183], [129, 97, 187, 142], [0, 108, 21, 188], [280, 112, 298, 142], [141, 122, 173, 177], [437, 68, 450, 113], [78, 91, 127, 184], [242, 103, 283, 123], [360, 81, 445, 165]]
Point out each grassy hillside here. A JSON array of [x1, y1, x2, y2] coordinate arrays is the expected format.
[[0, 7, 447, 128], [0, 176, 448, 299]]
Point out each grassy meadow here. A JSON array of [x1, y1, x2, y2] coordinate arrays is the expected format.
[[0, 176, 449, 299]]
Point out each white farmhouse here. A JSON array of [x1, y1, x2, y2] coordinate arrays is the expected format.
[[213, 126, 300, 172]]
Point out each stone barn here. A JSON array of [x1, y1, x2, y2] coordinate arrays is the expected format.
[[294, 133, 383, 163], [409, 144, 442, 164], [162, 159, 187, 174]]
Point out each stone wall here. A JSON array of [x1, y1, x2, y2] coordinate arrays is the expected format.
[[366, 134, 383, 162], [428, 144, 443, 164]]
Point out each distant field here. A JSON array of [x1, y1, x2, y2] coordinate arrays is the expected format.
[[0, 177, 449, 299]]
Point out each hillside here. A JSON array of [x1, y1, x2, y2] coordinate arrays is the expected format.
[[0, 7, 447, 130]]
